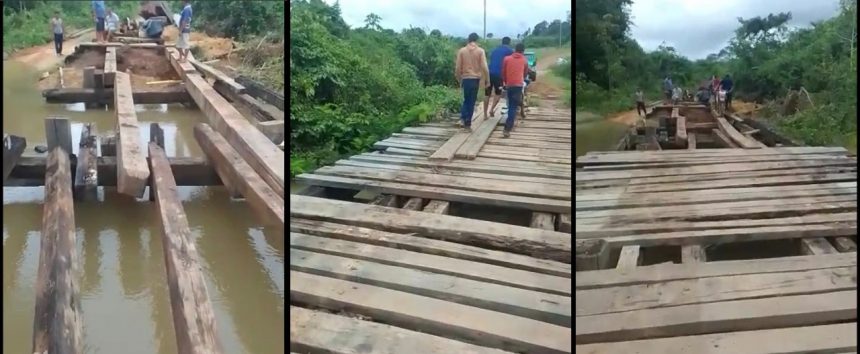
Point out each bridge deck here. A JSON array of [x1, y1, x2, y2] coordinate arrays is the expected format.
[[575, 146, 857, 353]]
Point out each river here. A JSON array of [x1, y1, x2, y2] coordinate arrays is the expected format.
[[575, 111, 629, 156], [3, 61, 284, 353]]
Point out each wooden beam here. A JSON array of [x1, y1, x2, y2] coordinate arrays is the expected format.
[[429, 130, 471, 161], [104, 47, 116, 85], [45, 117, 73, 156], [235, 75, 284, 110], [675, 115, 687, 143], [32, 146, 82, 354], [830, 237, 857, 252], [455, 113, 502, 159], [712, 128, 739, 148], [290, 306, 512, 354], [194, 123, 284, 230], [114, 72, 150, 197], [166, 47, 196, 78], [291, 195, 571, 263], [800, 238, 839, 255], [402, 197, 424, 211], [148, 142, 222, 354], [182, 72, 284, 196], [43, 87, 192, 104], [686, 133, 696, 149], [290, 271, 571, 353], [255, 120, 284, 144], [558, 214, 571, 233], [212, 79, 284, 123], [369, 194, 398, 207], [530, 212, 555, 230], [73, 123, 98, 201], [6, 156, 220, 187], [681, 245, 706, 263], [716, 117, 763, 149], [188, 58, 244, 94], [422, 200, 450, 214], [575, 239, 609, 271], [3, 135, 26, 182], [616, 245, 640, 269]]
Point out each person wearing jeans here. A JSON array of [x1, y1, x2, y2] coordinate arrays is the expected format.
[[454, 32, 489, 131], [50, 11, 64, 56], [501, 43, 529, 137]]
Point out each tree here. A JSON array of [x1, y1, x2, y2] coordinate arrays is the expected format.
[[363, 13, 382, 31]]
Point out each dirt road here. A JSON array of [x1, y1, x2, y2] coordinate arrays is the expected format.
[[10, 30, 94, 72]]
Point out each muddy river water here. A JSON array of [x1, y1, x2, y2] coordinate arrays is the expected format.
[[3, 61, 284, 353]]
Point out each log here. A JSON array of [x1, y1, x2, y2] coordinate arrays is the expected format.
[[3, 135, 26, 182], [114, 72, 150, 197], [6, 156, 220, 187], [194, 123, 284, 230], [148, 142, 222, 354], [181, 71, 284, 196], [43, 87, 192, 104], [73, 123, 98, 201], [32, 146, 82, 354]]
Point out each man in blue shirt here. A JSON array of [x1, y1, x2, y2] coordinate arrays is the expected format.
[[142, 17, 165, 39], [91, 0, 106, 43], [177, 0, 193, 63], [483, 36, 513, 118], [719, 74, 734, 111]]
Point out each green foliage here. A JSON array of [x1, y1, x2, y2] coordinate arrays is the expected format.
[[190, 0, 285, 40], [290, 0, 462, 177]]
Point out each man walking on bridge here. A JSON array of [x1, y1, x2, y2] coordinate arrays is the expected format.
[[455, 33, 489, 132], [92, 0, 106, 43], [483, 37, 513, 119], [501, 43, 529, 138], [720, 74, 734, 111], [177, 0, 193, 63]]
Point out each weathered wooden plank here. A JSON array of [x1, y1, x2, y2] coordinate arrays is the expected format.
[[423, 200, 450, 214], [581, 146, 847, 158], [73, 123, 98, 201], [575, 266, 856, 316], [558, 214, 571, 233], [183, 72, 284, 196], [32, 146, 82, 354], [235, 75, 284, 111], [576, 291, 857, 344], [615, 245, 640, 269], [7, 156, 220, 187], [335, 160, 569, 186], [800, 238, 839, 255], [716, 117, 762, 149], [289, 218, 571, 277], [104, 47, 116, 85], [114, 72, 150, 197], [575, 238, 609, 271], [166, 47, 196, 77], [290, 271, 571, 353], [296, 173, 572, 214], [576, 322, 856, 354], [831, 237, 858, 252], [681, 245, 706, 263], [530, 212, 556, 230], [188, 58, 244, 94], [43, 87, 192, 104], [290, 248, 571, 326], [575, 159, 855, 181], [429, 131, 472, 161], [369, 194, 398, 207], [212, 80, 284, 122], [45, 117, 73, 155], [580, 154, 853, 171], [585, 224, 857, 248], [675, 116, 687, 143], [578, 172, 856, 193], [148, 142, 222, 354], [3, 135, 26, 182], [290, 306, 513, 354], [290, 195, 572, 262], [402, 197, 424, 210], [456, 114, 503, 159], [194, 123, 284, 230], [713, 127, 739, 147], [349, 154, 570, 179]]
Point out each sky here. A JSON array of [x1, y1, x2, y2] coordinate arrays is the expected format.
[[629, 0, 843, 59], [323, 0, 570, 40]]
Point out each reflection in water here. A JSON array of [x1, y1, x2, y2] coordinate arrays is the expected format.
[[3, 62, 283, 353], [575, 116, 629, 157]]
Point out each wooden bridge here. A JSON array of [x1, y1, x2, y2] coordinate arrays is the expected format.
[[3, 41, 285, 354], [291, 104, 573, 353], [575, 104, 857, 352]]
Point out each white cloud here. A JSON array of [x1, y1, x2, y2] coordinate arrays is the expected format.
[[323, 0, 570, 39]]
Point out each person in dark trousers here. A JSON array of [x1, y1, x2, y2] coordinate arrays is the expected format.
[[92, 0, 106, 43], [500, 43, 529, 138], [50, 11, 65, 56], [662, 76, 673, 103], [483, 36, 513, 118], [635, 89, 646, 116], [455, 33, 489, 132], [720, 74, 734, 111]]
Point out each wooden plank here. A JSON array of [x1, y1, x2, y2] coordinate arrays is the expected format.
[[530, 212, 556, 230], [800, 238, 839, 255], [194, 123, 284, 230], [289, 218, 571, 277], [188, 58, 245, 94], [423, 200, 450, 214], [575, 266, 856, 316], [212, 79, 284, 122], [576, 322, 856, 354], [290, 195, 572, 263], [73, 123, 98, 201], [456, 115, 503, 159], [104, 47, 116, 85], [290, 306, 513, 354], [716, 117, 762, 148], [183, 72, 284, 196], [580, 155, 853, 171], [45, 117, 73, 155], [114, 72, 150, 197], [32, 146, 82, 354], [558, 214, 571, 233], [43, 87, 192, 104], [349, 154, 570, 179], [575, 159, 855, 181], [291, 233, 569, 295], [429, 131, 471, 161], [166, 47, 196, 77], [681, 245, 706, 263], [369, 194, 398, 207], [148, 143, 222, 354], [290, 248, 571, 326], [82, 66, 95, 89], [295, 173, 572, 214], [675, 116, 687, 143], [402, 197, 424, 210], [235, 75, 284, 111], [290, 271, 571, 354], [831, 237, 858, 252], [576, 291, 857, 344], [585, 224, 857, 249], [615, 245, 640, 269], [576, 253, 857, 290], [7, 156, 220, 187], [334, 160, 569, 186], [577, 172, 856, 193], [575, 239, 609, 271], [3, 135, 26, 182]]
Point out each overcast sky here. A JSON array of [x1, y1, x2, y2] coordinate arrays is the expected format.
[[323, 0, 570, 39], [322, 0, 841, 59]]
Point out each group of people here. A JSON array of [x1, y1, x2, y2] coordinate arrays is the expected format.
[[455, 34, 534, 138], [633, 74, 736, 117], [50, 0, 193, 63]]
